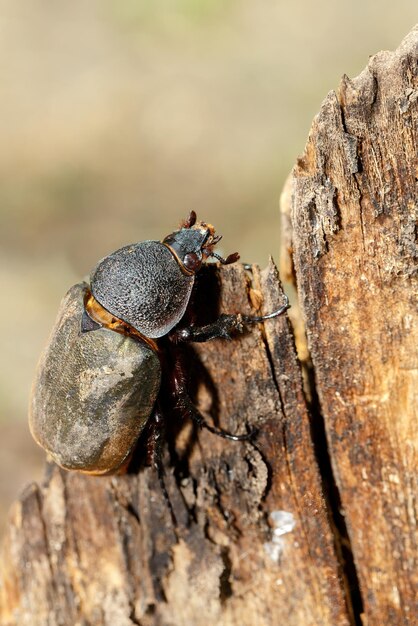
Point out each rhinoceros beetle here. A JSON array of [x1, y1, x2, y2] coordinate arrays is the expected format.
[[30, 211, 289, 484]]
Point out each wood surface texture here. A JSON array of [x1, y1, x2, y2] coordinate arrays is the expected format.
[[288, 25, 417, 626], [0, 25, 416, 626]]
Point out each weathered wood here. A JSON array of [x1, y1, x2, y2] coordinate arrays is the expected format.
[[288, 25, 417, 626], [0, 262, 351, 626], [1, 25, 416, 626]]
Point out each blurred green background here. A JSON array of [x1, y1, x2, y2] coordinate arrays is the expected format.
[[0, 0, 416, 535]]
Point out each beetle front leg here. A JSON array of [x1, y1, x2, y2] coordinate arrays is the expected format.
[[170, 294, 290, 344]]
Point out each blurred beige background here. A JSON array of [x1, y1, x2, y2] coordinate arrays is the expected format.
[[0, 0, 416, 536]]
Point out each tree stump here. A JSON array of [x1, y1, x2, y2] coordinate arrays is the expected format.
[[0, 25, 416, 626]]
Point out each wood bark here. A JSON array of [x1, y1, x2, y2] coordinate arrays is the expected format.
[[286, 25, 418, 625], [0, 25, 416, 626]]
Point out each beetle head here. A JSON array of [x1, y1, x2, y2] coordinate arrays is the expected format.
[[162, 211, 240, 274]]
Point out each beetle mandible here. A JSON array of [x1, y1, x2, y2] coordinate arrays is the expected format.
[[29, 211, 289, 477]]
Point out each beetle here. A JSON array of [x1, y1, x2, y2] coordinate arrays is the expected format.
[[29, 211, 289, 479]]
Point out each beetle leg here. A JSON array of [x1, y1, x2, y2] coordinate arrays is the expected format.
[[171, 313, 245, 343], [241, 293, 290, 323], [146, 404, 177, 526], [171, 355, 255, 441], [171, 294, 290, 344], [145, 406, 164, 466], [176, 392, 255, 441]]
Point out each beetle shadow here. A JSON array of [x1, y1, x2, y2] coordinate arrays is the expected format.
[[129, 265, 223, 481], [165, 264, 225, 479]]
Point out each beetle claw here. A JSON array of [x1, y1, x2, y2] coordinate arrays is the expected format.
[[242, 294, 290, 324]]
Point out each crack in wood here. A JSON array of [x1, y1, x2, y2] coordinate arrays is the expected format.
[[305, 367, 365, 626]]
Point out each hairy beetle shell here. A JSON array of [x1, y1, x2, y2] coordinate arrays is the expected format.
[[90, 241, 194, 338], [29, 282, 161, 474]]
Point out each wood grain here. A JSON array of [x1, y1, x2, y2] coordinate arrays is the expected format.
[[0, 263, 350, 626], [289, 25, 417, 626]]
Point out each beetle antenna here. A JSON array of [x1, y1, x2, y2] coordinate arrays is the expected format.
[[210, 251, 240, 265], [242, 294, 290, 323], [182, 210, 197, 228]]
